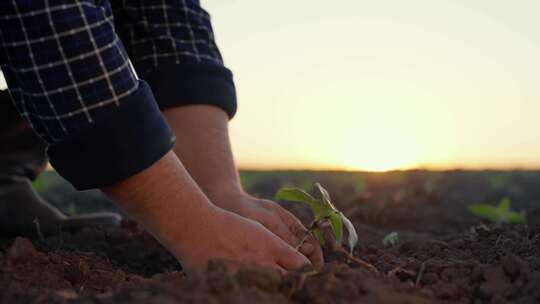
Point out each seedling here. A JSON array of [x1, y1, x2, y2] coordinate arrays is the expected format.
[[275, 183, 358, 253], [468, 198, 527, 224], [382, 231, 399, 247], [276, 183, 378, 273]]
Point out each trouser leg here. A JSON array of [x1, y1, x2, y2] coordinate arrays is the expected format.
[[0, 90, 48, 180], [0, 90, 121, 237]]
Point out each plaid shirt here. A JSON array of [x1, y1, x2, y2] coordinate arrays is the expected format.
[[0, 0, 236, 189]]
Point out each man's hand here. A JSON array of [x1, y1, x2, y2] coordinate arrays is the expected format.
[[217, 191, 324, 270], [164, 106, 324, 269], [179, 206, 311, 275], [103, 152, 310, 276]]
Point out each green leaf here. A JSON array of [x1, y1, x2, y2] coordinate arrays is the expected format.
[[469, 200, 527, 224], [313, 228, 325, 246], [276, 183, 361, 251], [328, 212, 343, 244], [340, 213, 358, 253], [316, 183, 331, 203], [275, 188, 318, 205], [275, 188, 327, 221], [382, 232, 399, 247], [502, 212, 527, 224], [469, 204, 499, 222], [497, 198, 510, 211], [316, 183, 339, 212]]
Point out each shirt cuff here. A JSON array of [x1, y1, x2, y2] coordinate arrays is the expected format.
[[47, 81, 175, 190], [142, 63, 237, 119]]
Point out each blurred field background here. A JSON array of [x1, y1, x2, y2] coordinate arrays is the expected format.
[[34, 169, 540, 235], [203, 0, 540, 172]]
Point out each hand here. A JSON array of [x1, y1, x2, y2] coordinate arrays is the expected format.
[[163, 106, 323, 269], [177, 206, 311, 275], [217, 192, 324, 270], [103, 152, 310, 276]]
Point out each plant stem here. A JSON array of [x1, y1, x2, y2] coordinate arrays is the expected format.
[[295, 232, 312, 250], [294, 219, 318, 250], [335, 245, 379, 274], [287, 270, 319, 297], [294, 218, 378, 275]]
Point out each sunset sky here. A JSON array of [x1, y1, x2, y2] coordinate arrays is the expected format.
[[204, 0, 540, 171], [1, 1, 539, 172]]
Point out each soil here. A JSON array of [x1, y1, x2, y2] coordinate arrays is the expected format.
[[1, 170, 540, 303]]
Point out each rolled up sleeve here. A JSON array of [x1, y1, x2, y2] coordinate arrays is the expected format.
[[111, 0, 237, 118], [0, 1, 174, 190]]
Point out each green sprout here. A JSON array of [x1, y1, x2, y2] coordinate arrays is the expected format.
[[468, 198, 527, 224], [382, 231, 399, 247], [275, 183, 358, 253]]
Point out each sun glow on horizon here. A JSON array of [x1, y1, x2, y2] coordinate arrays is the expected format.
[[336, 146, 422, 172], [214, 0, 540, 172]]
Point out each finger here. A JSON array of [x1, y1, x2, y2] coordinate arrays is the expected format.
[[256, 260, 288, 276], [270, 202, 324, 268], [275, 221, 302, 248], [275, 264, 287, 276], [269, 203, 308, 241], [304, 234, 324, 270], [299, 242, 314, 255], [274, 205, 310, 238], [258, 207, 301, 247], [276, 243, 312, 270], [287, 226, 324, 269]]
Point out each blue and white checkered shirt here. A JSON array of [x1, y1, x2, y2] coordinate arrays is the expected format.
[[0, 0, 236, 189]]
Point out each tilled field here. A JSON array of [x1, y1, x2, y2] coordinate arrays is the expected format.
[[1, 170, 539, 303]]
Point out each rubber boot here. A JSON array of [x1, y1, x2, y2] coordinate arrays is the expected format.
[[0, 90, 121, 237]]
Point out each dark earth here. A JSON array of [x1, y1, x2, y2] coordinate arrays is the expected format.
[[1, 170, 540, 303]]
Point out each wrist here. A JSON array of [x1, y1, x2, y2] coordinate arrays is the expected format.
[[102, 151, 218, 252], [167, 203, 223, 257], [207, 184, 255, 212], [204, 182, 243, 201], [163, 105, 245, 209]]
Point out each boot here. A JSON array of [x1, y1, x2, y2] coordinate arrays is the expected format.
[[0, 90, 121, 237]]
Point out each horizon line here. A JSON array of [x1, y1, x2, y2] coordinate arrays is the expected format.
[[237, 165, 540, 173]]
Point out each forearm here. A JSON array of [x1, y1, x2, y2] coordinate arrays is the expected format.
[[163, 106, 244, 207]]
